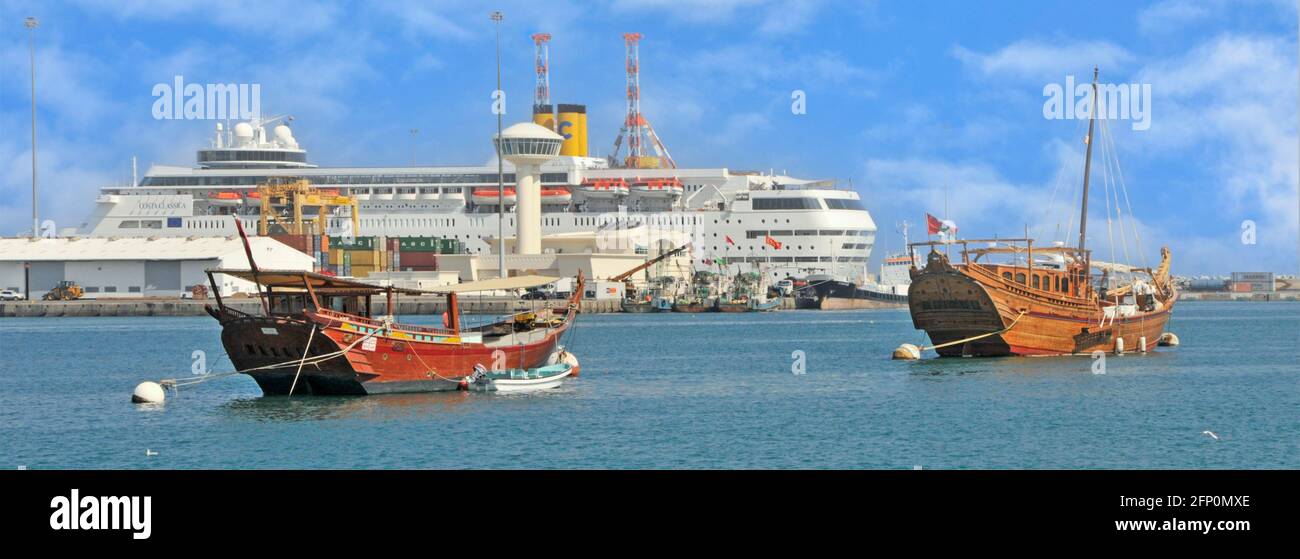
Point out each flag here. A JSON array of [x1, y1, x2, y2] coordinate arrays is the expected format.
[[926, 213, 958, 239], [725, 235, 735, 246], [926, 213, 943, 235], [764, 234, 782, 250]]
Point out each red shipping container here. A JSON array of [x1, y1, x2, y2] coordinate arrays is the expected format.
[[397, 252, 438, 267], [1231, 282, 1253, 293]]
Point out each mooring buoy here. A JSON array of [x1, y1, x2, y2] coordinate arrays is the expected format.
[[132, 381, 165, 404], [1158, 332, 1180, 347], [548, 349, 581, 377], [892, 343, 921, 360]]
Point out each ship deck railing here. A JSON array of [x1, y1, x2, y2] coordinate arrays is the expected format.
[[313, 308, 459, 336]]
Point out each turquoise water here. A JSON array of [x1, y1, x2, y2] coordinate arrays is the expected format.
[[1, 302, 1296, 469]]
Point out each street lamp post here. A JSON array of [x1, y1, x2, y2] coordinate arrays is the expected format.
[[491, 10, 506, 278], [409, 128, 418, 165], [25, 17, 39, 238]]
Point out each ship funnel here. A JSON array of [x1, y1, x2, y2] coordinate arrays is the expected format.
[[556, 104, 588, 157], [532, 104, 556, 132]]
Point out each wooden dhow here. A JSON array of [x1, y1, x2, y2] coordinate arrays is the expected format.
[[905, 69, 1177, 357], [203, 220, 583, 395]]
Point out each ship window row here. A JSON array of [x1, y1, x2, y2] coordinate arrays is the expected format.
[[841, 243, 870, 250], [752, 198, 823, 210], [198, 150, 308, 163], [824, 199, 866, 210], [745, 229, 873, 238], [118, 220, 163, 229], [141, 173, 569, 187], [740, 256, 836, 263]]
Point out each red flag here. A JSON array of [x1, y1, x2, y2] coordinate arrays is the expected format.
[[764, 234, 782, 250], [725, 235, 735, 246], [926, 213, 943, 235]]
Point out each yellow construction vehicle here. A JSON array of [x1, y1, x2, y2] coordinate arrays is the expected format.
[[43, 281, 84, 301]]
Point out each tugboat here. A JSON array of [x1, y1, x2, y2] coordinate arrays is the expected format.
[[905, 69, 1177, 357], [203, 220, 583, 395]]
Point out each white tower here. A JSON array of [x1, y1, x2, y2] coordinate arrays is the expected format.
[[495, 122, 563, 255]]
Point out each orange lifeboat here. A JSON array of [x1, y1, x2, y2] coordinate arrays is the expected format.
[[208, 191, 242, 206], [632, 177, 684, 198], [472, 187, 517, 205], [580, 178, 629, 199], [541, 187, 572, 205]]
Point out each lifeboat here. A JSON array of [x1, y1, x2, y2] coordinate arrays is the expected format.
[[580, 178, 629, 199], [632, 177, 684, 198], [207, 191, 242, 206], [472, 187, 517, 206], [541, 187, 572, 205]]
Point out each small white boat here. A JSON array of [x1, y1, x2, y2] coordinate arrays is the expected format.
[[464, 363, 572, 393]]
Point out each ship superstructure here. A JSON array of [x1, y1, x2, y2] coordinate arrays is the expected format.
[[76, 119, 877, 282]]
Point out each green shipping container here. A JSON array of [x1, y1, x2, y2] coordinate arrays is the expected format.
[[398, 237, 439, 252], [330, 236, 375, 250]]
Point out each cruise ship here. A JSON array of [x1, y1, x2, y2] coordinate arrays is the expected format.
[[76, 116, 877, 282]]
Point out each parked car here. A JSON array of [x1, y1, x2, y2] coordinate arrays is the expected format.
[[521, 290, 549, 300], [0, 289, 22, 301]]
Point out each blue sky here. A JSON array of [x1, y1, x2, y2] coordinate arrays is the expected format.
[[1, 0, 1297, 275]]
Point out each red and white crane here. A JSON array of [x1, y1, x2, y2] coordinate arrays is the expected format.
[[610, 32, 675, 169], [531, 33, 552, 110]]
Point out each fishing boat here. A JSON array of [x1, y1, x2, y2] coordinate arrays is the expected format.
[[671, 298, 714, 313], [203, 220, 583, 395], [463, 363, 573, 392], [905, 69, 1177, 357], [747, 297, 782, 312]]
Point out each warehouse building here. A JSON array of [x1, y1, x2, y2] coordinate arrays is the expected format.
[[0, 236, 313, 299], [1230, 272, 1275, 293]]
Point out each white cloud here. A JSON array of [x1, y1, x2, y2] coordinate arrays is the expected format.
[[612, 0, 829, 35], [951, 39, 1134, 81], [70, 0, 343, 38], [1136, 0, 1215, 35]]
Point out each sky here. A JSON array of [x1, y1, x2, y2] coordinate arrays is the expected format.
[[0, 0, 1297, 276]]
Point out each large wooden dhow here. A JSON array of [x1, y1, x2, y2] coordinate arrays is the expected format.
[[906, 242, 1175, 356], [904, 68, 1177, 357], [203, 221, 583, 395]]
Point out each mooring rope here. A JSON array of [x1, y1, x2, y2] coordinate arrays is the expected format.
[[287, 324, 317, 397], [920, 310, 1028, 352], [159, 318, 387, 392]]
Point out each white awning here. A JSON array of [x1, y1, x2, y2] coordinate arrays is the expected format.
[[427, 275, 561, 293]]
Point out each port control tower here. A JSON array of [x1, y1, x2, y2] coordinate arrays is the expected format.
[[494, 122, 564, 255]]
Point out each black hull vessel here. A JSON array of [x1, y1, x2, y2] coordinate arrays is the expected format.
[[799, 279, 906, 310]]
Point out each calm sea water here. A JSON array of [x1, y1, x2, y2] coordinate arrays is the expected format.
[[1, 302, 1296, 469]]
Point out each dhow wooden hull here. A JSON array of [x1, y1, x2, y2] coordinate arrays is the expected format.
[[908, 256, 1175, 357]]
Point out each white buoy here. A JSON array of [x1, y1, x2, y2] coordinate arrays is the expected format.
[[1158, 332, 1180, 347], [548, 349, 581, 377], [892, 343, 921, 360], [1115, 337, 1125, 355], [1139, 336, 1147, 353], [132, 382, 165, 404]]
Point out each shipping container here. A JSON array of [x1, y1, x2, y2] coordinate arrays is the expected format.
[[330, 236, 376, 250], [397, 252, 438, 267]]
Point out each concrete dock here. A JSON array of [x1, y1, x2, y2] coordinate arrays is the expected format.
[[0, 296, 626, 317]]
